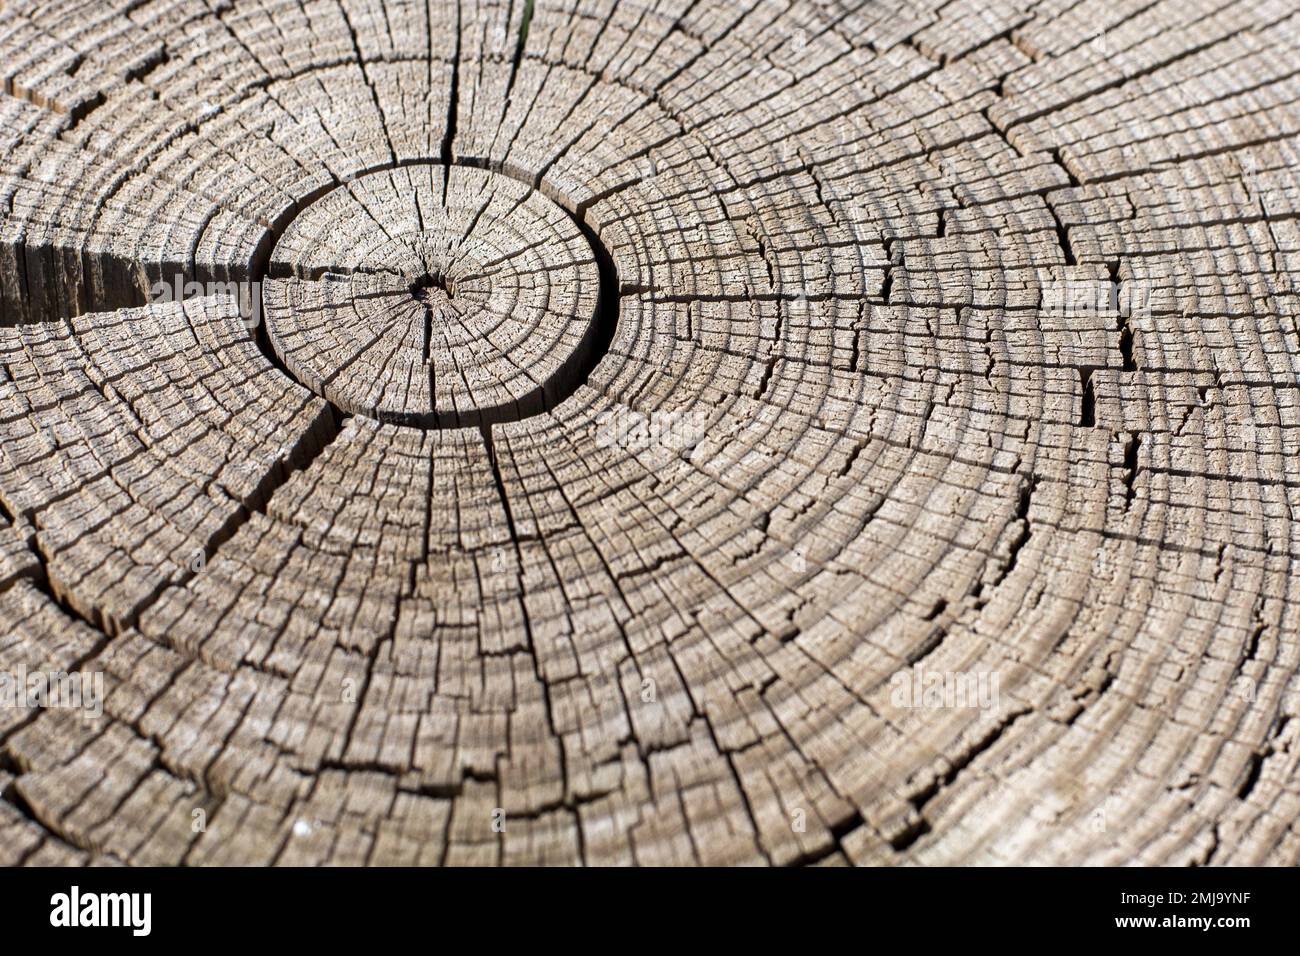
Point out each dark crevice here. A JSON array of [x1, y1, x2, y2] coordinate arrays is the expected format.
[[905, 618, 954, 668], [922, 597, 948, 621], [482, 425, 520, 551], [1236, 714, 1290, 803], [62, 91, 107, 131], [479, 422, 570, 818], [124, 46, 170, 84], [1051, 147, 1083, 189], [1195, 823, 1223, 867], [412, 275, 447, 367], [505, 0, 536, 102], [12, 526, 118, 640], [1121, 433, 1140, 509], [204, 403, 346, 552], [696, 717, 773, 864], [1236, 751, 1264, 801], [1241, 597, 1267, 665], [748, 223, 777, 291], [837, 439, 864, 478], [889, 814, 932, 852], [980, 474, 1039, 598], [894, 708, 1032, 852], [878, 238, 898, 303], [0, 770, 44, 829], [1050, 206, 1076, 266], [1062, 663, 1116, 726], [336, 1, 397, 164], [1078, 366, 1096, 427], [1242, 623, 1264, 665], [937, 711, 1032, 788], [755, 356, 777, 399], [117, 402, 347, 633], [1118, 315, 1137, 371], [441, 0, 462, 178], [776, 812, 869, 867], [1111, 260, 1139, 372]]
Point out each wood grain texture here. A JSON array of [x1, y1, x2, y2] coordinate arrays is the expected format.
[[0, 0, 1298, 866]]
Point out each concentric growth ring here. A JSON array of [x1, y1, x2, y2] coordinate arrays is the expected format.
[[263, 163, 605, 428]]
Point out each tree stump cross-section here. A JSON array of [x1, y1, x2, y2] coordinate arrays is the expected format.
[[0, 0, 1298, 866]]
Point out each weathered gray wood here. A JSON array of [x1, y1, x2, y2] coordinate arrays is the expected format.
[[0, 0, 1297, 866]]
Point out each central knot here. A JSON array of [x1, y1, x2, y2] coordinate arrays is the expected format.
[[410, 273, 455, 306], [260, 162, 606, 428]]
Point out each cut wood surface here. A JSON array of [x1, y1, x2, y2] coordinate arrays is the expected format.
[[0, 0, 1298, 866]]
